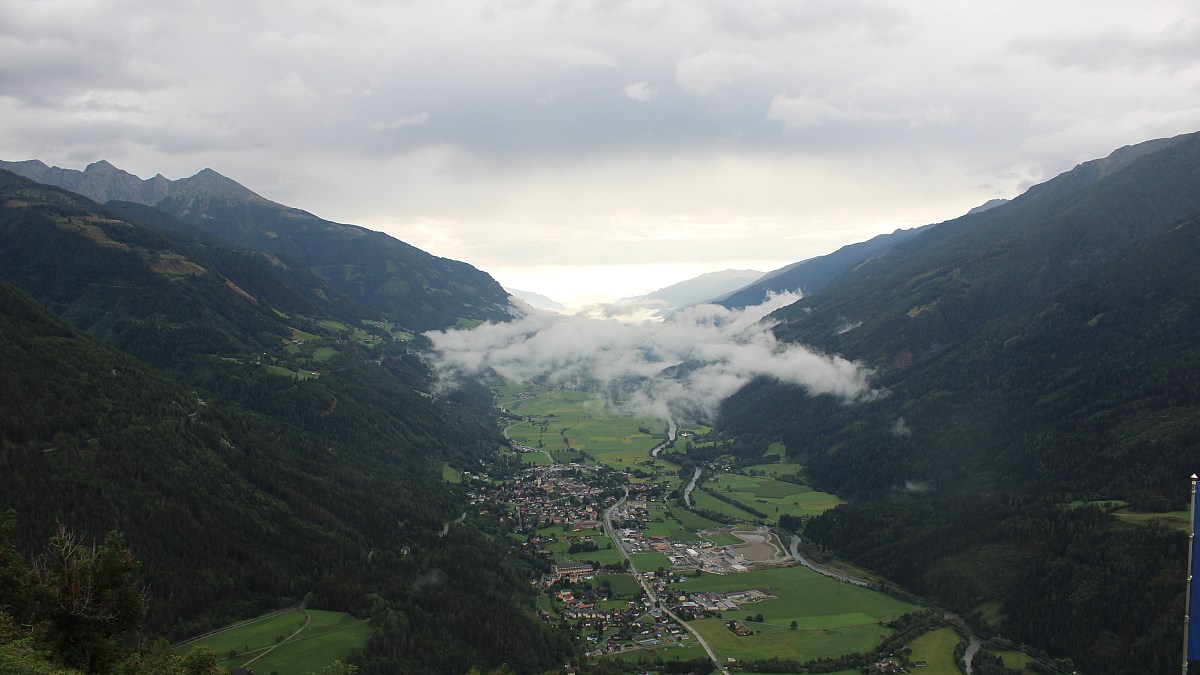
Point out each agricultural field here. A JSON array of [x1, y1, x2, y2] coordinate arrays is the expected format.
[[176, 608, 370, 674], [360, 319, 414, 341], [496, 383, 668, 467], [596, 573, 642, 598], [742, 461, 796, 477], [673, 567, 915, 664], [667, 508, 725, 533], [629, 552, 672, 573], [263, 365, 317, 380], [699, 473, 844, 522], [691, 489, 765, 521], [906, 627, 962, 674]]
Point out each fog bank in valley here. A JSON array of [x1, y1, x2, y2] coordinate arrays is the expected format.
[[425, 293, 874, 421]]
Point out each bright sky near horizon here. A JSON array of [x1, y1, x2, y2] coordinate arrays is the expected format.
[[3, 1, 1199, 305]]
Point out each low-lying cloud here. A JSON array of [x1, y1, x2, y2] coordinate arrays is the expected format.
[[424, 293, 874, 422]]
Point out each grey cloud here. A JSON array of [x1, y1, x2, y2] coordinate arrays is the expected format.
[[5, 0, 1199, 295], [532, 43, 620, 69], [767, 94, 962, 130], [624, 82, 659, 102], [703, 0, 911, 40], [676, 50, 771, 95], [425, 293, 874, 422], [1012, 20, 1200, 73]]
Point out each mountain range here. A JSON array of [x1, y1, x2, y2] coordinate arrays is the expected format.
[[621, 268, 764, 311], [0, 169, 569, 672], [0, 159, 513, 332], [4, 129, 1200, 673], [715, 131, 1200, 673]]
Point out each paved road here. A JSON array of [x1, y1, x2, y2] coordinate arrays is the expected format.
[[602, 468, 729, 673]]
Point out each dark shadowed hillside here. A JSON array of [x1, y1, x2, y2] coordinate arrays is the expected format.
[[715, 132, 1200, 674], [0, 173, 572, 672], [0, 159, 513, 331]]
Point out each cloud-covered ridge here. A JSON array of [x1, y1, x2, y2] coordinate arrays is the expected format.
[[424, 293, 874, 421]]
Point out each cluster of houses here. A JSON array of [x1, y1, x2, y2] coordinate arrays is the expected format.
[[485, 464, 619, 531], [586, 609, 692, 656]]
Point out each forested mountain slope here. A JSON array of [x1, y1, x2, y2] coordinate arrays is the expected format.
[[770, 132, 1200, 365], [714, 223, 933, 309], [0, 173, 571, 672], [0, 159, 512, 331], [716, 133, 1200, 673]]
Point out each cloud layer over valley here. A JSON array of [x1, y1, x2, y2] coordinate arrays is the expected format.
[[425, 294, 873, 421]]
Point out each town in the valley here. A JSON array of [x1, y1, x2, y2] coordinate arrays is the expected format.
[[463, 460, 796, 659], [446, 382, 961, 673]]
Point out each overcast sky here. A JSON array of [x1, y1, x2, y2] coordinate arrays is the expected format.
[[4, 0, 1199, 305]]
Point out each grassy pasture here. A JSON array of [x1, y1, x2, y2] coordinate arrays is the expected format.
[[1112, 509, 1191, 532], [311, 346, 339, 361], [691, 490, 764, 520], [639, 518, 692, 542], [497, 384, 665, 467], [906, 627, 962, 674], [630, 552, 672, 573], [597, 573, 642, 597], [700, 473, 844, 522], [997, 649, 1034, 670], [688, 616, 891, 663], [290, 327, 320, 342], [743, 461, 797, 477], [263, 365, 317, 380], [177, 608, 369, 674], [519, 451, 554, 465], [360, 319, 414, 340], [675, 567, 915, 663], [668, 508, 724, 532], [533, 526, 620, 565]]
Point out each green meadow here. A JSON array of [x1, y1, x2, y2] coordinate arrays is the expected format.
[[630, 552, 672, 573], [699, 473, 844, 522], [997, 649, 1035, 670], [906, 627, 963, 674], [675, 567, 915, 663], [176, 608, 370, 674], [497, 384, 667, 467], [1112, 508, 1191, 532]]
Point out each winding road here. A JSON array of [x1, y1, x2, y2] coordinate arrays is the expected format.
[[602, 446, 730, 674]]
